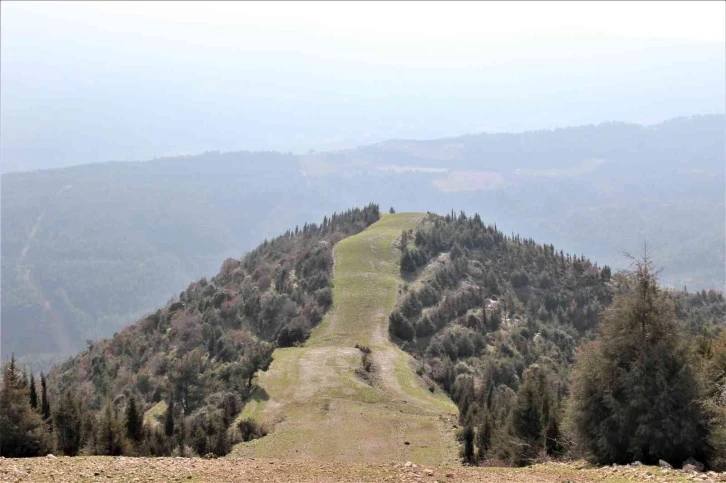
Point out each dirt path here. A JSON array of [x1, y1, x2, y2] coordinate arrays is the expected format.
[[233, 213, 459, 465]]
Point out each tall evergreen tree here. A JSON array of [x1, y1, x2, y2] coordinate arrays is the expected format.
[[462, 425, 475, 464], [29, 373, 38, 410], [0, 356, 52, 456], [476, 413, 492, 460], [125, 395, 143, 444], [510, 364, 549, 462], [164, 394, 175, 438], [54, 390, 83, 456], [569, 253, 708, 465], [97, 400, 125, 456], [40, 372, 51, 424]]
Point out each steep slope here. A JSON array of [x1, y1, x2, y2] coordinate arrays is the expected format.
[[45, 206, 383, 457], [233, 213, 459, 465], [388, 212, 725, 465]]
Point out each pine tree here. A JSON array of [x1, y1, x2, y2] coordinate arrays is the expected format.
[[476, 414, 492, 460], [54, 390, 83, 456], [40, 372, 51, 424], [569, 253, 708, 465], [510, 364, 548, 462], [462, 425, 475, 464], [164, 395, 175, 438], [125, 395, 143, 444], [0, 355, 52, 456], [29, 373, 38, 410], [97, 400, 125, 456]]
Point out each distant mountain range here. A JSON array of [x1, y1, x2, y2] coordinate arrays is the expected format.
[[2, 114, 724, 368]]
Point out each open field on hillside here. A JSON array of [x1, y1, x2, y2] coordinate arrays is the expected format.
[[232, 213, 459, 466], [3, 456, 725, 483]]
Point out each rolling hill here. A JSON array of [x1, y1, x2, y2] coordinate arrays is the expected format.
[[2, 115, 724, 369]]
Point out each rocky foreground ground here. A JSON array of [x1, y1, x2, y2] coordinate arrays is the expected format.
[[2, 456, 726, 483]]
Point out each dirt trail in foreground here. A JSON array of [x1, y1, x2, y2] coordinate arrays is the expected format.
[[6, 456, 724, 483]]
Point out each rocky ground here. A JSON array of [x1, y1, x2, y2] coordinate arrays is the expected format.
[[2, 456, 726, 483]]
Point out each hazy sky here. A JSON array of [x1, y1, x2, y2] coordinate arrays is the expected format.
[[1, 1, 725, 172]]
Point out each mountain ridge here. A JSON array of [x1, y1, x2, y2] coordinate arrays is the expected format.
[[3, 115, 724, 368]]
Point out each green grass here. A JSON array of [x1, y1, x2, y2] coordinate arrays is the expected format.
[[232, 213, 459, 465], [143, 401, 167, 428], [394, 349, 458, 413]]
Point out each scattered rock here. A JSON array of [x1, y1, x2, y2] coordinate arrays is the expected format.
[[46, 454, 56, 459], [632, 461, 643, 466], [684, 458, 705, 472], [424, 468, 434, 476], [659, 459, 673, 469], [405, 462, 413, 468], [684, 464, 699, 473]]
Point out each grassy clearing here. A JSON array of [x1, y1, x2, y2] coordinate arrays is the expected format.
[[143, 401, 167, 429], [231, 213, 460, 465], [394, 349, 457, 413]]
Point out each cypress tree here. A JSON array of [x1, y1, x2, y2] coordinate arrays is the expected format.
[[164, 395, 175, 438], [125, 395, 143, 443], [40, 372, 51, 424], [29, 373, 38, 410], [462, 425, 475, 464]]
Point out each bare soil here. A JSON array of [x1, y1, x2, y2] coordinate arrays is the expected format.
[[4, 456, 725, 483]]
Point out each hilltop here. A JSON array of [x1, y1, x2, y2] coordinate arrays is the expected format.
[[233, 213, 458, 464]]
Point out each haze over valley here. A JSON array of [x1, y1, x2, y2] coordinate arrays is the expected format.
[[1, 1, 725, 479]]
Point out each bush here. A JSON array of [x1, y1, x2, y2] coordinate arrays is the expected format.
[[389, 311, 415, 341], [235, 418, 267, 443]]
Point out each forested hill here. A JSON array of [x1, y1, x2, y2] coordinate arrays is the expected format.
[[2, 115, 724, 369], [389, 212, 725, 466], [4, 206, 724, 467], [40, 205, 380, 456]]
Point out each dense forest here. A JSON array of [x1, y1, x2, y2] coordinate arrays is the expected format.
[[0, 205, 381, 458], [390, 212, 726, 468]]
